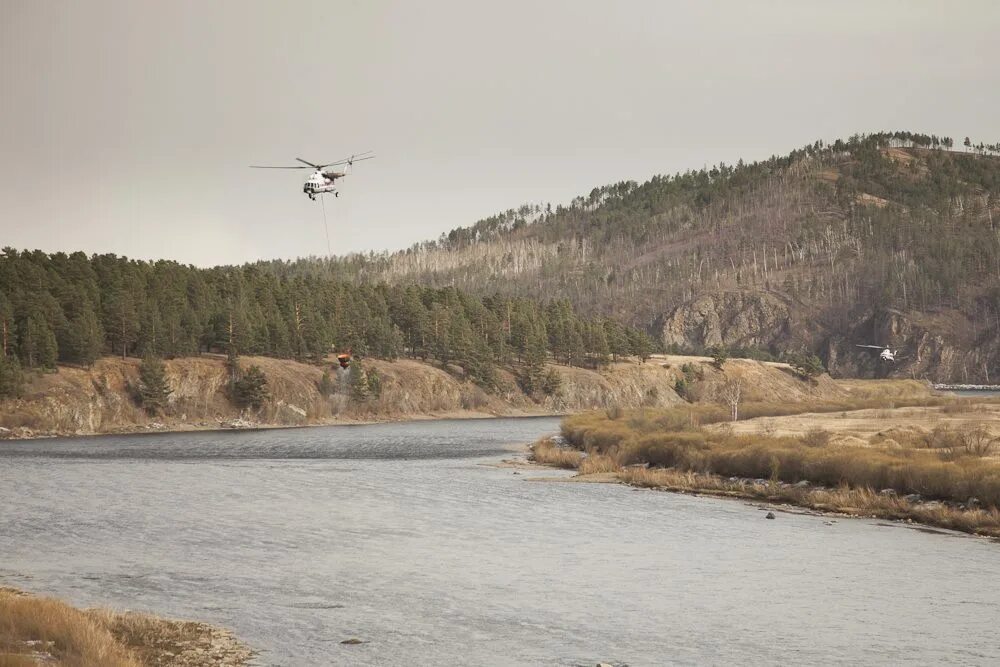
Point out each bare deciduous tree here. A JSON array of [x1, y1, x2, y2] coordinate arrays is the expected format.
[[718, 378, 743, 422]]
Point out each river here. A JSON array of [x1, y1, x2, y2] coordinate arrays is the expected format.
[[2, 417, 999, 666]]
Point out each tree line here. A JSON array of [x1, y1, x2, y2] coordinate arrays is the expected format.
[[0, 248, 656, 397], [304, 130, 1000, 363]]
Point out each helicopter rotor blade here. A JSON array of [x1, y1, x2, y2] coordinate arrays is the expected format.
[[249, 165, 313, 169], [855, 345, 886, 349], [296, 158, 322, 168], [323, 152, 375, 168]]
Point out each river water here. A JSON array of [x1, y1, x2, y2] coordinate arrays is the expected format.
[[2, 417, 999, 666]]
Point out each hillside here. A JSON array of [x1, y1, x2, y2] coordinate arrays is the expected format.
[[0, 354, 917, 439], [317, 132, 1000, 382]]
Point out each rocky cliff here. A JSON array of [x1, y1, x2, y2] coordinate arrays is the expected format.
[[659, 291, 802, 350], [659, 290, 993, 383]]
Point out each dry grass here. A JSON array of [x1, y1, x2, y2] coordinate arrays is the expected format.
[[0, 588, 252, 667], [529, 438, 584, 469], [578, 453, 620, 474], [545, 402, 1000, 537], [618, 467, 1000, 537], [834, 378, 934, 401], [0, 589, 139, 667]]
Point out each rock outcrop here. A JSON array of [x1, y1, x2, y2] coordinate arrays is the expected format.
[[660, 291, 800, 350], [660, 291, 998, 383]]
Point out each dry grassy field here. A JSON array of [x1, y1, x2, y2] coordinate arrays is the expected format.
[[532, 395, 1000, 537], [710, 402, 1000, 454], [0, 588, 252, 667]]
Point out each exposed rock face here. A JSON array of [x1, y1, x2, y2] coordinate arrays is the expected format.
[[826, 308, 998, 383], [660, 291, 795, 350], [660, 291, 1000, 383]]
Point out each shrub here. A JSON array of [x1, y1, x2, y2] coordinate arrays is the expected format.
[[623, 432, 708, 468], [530, 438, 583, 469], [317, 369, 337, 397], [802, 428, 832, 447], [961, 424, 997, 456], [460, 384, 489, 410]]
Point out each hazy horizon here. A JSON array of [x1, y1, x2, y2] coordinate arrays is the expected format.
[[2, 0, 998, 267]]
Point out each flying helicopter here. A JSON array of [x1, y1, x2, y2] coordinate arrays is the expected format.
[[250, 152, 374, 200], [856, 344, 905, 363]]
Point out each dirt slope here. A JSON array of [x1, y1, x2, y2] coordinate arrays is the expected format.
[[0, 354, 928, 439]]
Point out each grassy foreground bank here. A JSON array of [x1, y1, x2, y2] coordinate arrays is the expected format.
[[0, 587, 252, 666], [532, 399, 1000, 538]]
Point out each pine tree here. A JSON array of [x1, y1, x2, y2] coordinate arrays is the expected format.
[[0, 354, 24, 398], [138, 355, 172, 414], [103, 287, 138, 360], [628, 329, 654, 363], [234, 364, 269, 409], [225, 345, 240, 394], [787, 352, 825, 380], [21, 314, 57, 369], [518, 330, 547, 395], [541, 368, 562, 396], [604, 319, 629, 362], [0, 293, 13, 359], [587, 321, 611, 367], [60, 308, 103, 366], [710, 345, 728, 369], [349, 360, 371, 401], [365, 366, 383, 399]]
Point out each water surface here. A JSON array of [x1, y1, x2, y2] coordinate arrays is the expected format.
[[2, 418, 999, 665]]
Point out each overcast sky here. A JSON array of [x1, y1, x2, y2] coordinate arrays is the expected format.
[[1, 1, 997, 266]]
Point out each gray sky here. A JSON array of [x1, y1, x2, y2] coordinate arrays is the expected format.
[[1, 1, 998, 266]]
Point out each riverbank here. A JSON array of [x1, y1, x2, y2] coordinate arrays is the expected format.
[[0, 587, 252, 666], [1, 353, 909, 441], [530, 399, 1000, 539]]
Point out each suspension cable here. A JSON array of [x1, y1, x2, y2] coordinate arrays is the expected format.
[[320, 194, 332, 257]]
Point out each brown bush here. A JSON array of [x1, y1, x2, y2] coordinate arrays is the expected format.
[[802, 428, 832, 447], [619, 432, 708, 468], [961, 424, 997, 457], [530, 438, 583, 469]]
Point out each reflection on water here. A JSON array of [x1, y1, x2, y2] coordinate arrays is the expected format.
[[3, 417, 999, 666]]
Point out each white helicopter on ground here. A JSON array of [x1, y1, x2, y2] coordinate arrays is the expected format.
[[250, 152, 374, 200], [856, 344, 905, 363]]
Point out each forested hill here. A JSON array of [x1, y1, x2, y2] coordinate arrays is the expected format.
[[309, 131, 1000, 382], [0, 249, 655, 397]]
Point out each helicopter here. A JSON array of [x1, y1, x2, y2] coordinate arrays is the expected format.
[[250, 152, 374, 200], [856, 344, 905, 363]]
